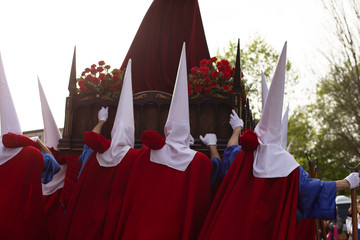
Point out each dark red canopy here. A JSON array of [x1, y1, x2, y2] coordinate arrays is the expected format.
[[120, 0, 210, 93]]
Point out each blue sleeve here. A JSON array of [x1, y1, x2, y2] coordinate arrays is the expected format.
[[77, 144, 94, 179], [297, 166, 337, 220], [210, 157, 221, 188], [220, 145, 242, 179], [42, 153, 61, 184]]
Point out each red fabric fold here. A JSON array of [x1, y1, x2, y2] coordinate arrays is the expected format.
[[295, 219, 316, 240], [43, 153, 79, 240], [120, 0, 210, 93], [0, 146, 48, 239], [60, 154, 82, 210], [114, 147, 213, 240], [141, 130, 165, 150], [43, 189, 63, 240], [239, 129, 259, 152], [57, 148, 138, 240], [198, 149, 299, 240], [2, 132, 39, 149], [83, 131, 111, 153]]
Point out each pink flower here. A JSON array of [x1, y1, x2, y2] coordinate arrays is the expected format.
[[211, 71, 219, 78], [204, 76, 211, 84], [204, 87, 211, 94], [199, 67, 210, 75], [223, 71, 231, 79], [217, 65, 225, 72], [80, 85, 87, 92], [98, 60, 105, 66], [91, 68, 97, 75], [195, 85, 203, 93], [222, 85, 229, 91], [188, 84, 193, 91], [99, 73, 107, 81], [91, 77, 100, 85], [85, 75, 92, 81], [78, 79, 84, 86], [191, 66, 199, 75], [210, 82, 218, 88], [188, 90, 194, 97], [210, 57, 217, 63], [112, 75, 120, 82], [200, 59, 209, 66]]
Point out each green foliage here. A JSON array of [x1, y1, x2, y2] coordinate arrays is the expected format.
[[217, 34, 299, 117], [308, 0, 360, 185], [287, 106, 316, 169]]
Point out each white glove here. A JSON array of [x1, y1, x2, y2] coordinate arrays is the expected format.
[[345, 172, 360, 189], [30, 136, 39, 142], [189, 135, 195, 146], [200, 133, 217, 146], [229, 109, 244, 129], [98, 107, 109, 121]]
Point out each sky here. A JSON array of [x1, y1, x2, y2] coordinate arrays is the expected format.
[[0, 0, 334, 131]]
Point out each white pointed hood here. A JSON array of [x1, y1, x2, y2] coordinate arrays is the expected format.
[[261, 71, 268, 112], [150, 43, 196, 171], [253, 42, 299, 178], [0, 52, 23, 165], [38, 77, 66, 195], [38, 77, 61, 150], [281, 103, 289, 150], [97, 59, 134, 167]]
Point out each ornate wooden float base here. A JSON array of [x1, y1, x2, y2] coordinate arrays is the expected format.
[[58, 91, 252, 156]]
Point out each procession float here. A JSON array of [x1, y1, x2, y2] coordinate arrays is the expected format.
[[57, 0, 254, 156]]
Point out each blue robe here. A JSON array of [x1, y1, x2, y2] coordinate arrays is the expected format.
[[41, 152, 61, 184], [77, 144, 94, 179]]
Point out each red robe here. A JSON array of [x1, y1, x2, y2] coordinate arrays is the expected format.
[[56, 132, 138, 240], [198, 142, 299, 239], [43, 153, 81, 240], [295, 219, 316, 240], [114, 146, 213, 240], [0, 146, 48, 240]]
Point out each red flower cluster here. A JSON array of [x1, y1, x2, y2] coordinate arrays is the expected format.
[[76, 60, 124, 98], [188, 57, 237, 97]]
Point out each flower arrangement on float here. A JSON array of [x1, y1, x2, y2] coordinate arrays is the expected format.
[[188, 57, 246, 99], [75, 60, 124, 99]]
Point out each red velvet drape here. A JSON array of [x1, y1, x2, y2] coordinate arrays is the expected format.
[[198, 150, 299, 240], [121, 0, 210, 93]]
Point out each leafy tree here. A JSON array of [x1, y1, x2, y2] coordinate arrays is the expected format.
[[287, 106, 317, 171], [311, 0, 360, 181], [217, 35, 299, 117]]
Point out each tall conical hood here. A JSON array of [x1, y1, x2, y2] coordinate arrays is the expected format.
[[253, 42, 299, 178], [281, 103, 289, 150], [261, 71, 268, 112], [0, 53, 21, 136], [150, 43, 196, 171], [97, 59, 135, 167], [0, 52, 23, 165], [38, 77, 61, 150]]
